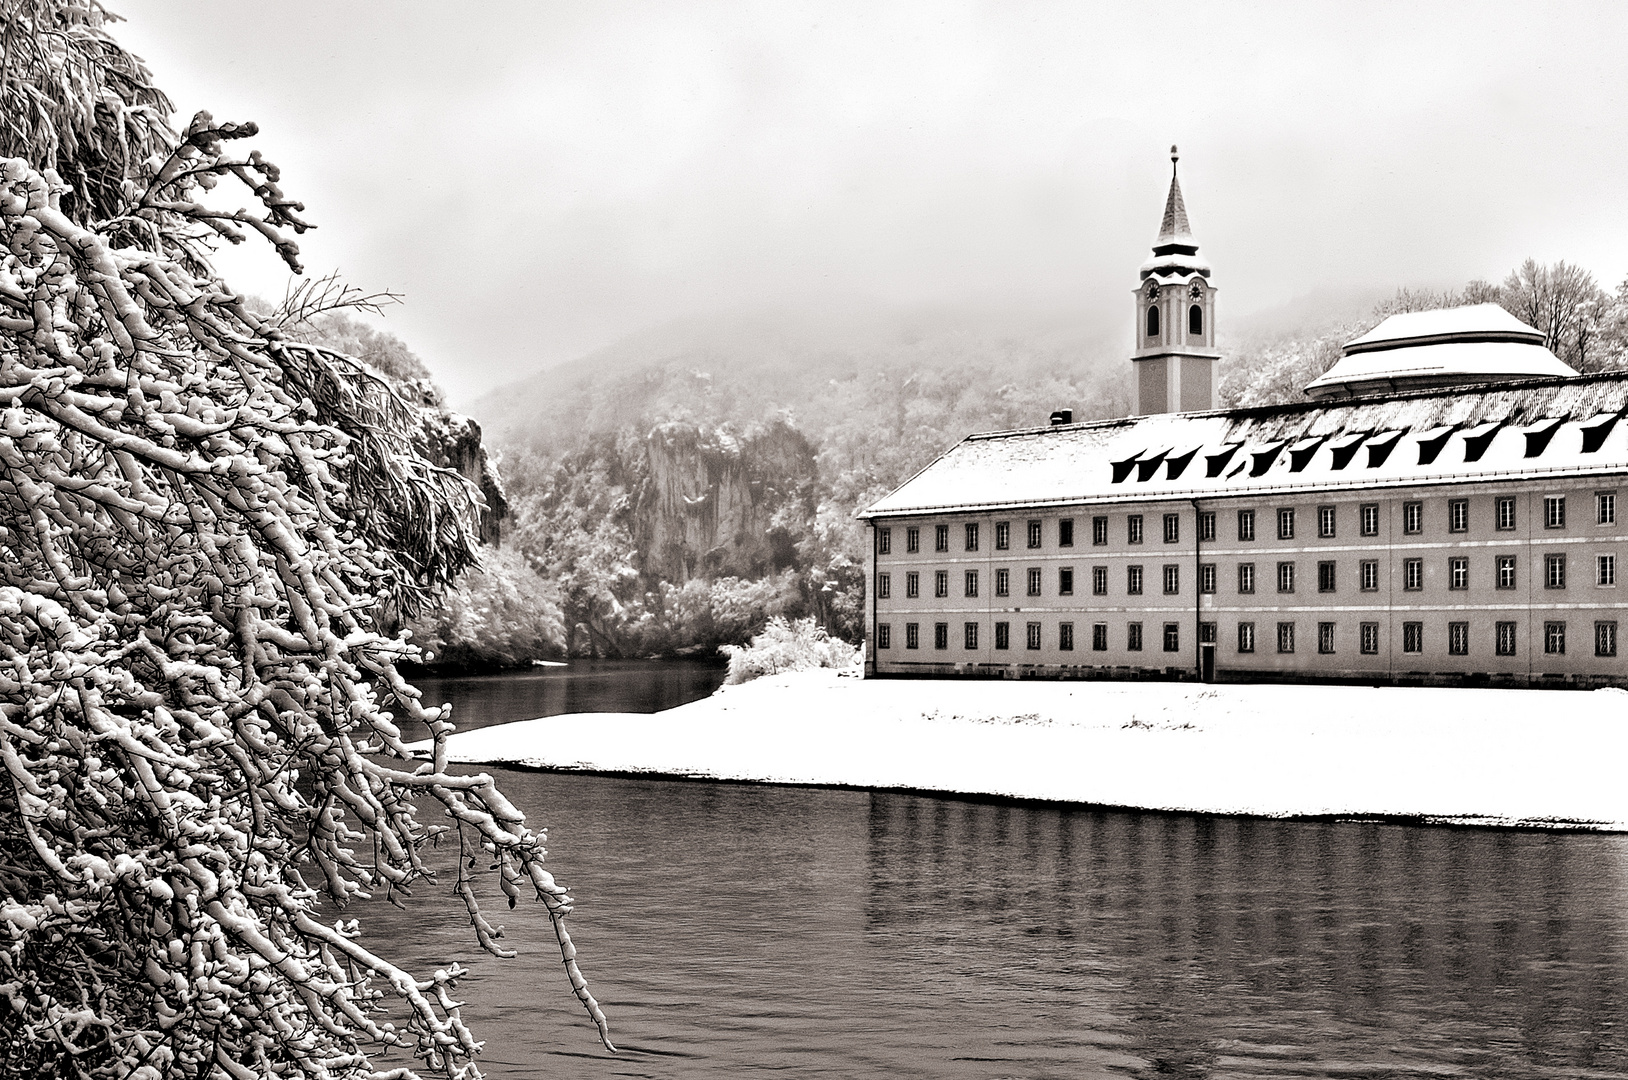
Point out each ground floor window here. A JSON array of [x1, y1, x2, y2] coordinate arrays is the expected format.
[[994, 621, 1010, 650], [934, 622, 948, 650], [1360, 622, 1379, 655], [906, 623, 919, 649], [1496, 621, 1518, 656], [878, 624, 891, 649], [1237, 621, 1255, 653], [1448, 621, 1469, 656], [1545, 621, 1566, 655], [1199, 620, 1216, 644], [1092, 623, 1108, 651], [1059, 622, 1074, 651], [1127, 622, 1143, 651], [964, 622, 978, 650], [1402, 621, 1423, 654], [1276, 622, 1295, 654], [1163, 623, 1180, 652], [1026, 622, 1042, 650], [1318, 621, 1335, 654], [1597, 621, 1618, 657]]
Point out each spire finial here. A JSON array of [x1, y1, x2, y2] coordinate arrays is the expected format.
[[1171, 144, 1179, 175]]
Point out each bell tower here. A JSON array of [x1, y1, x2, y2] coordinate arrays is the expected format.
[[1132, 146, 1219, 414]]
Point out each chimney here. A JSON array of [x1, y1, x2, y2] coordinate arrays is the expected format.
[[1049, 409, 1073, 426]]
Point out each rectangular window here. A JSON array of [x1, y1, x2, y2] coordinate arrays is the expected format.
[[1027, 567, 1043, 597], [1026, 622, 1042, 650], [906, 622, 920, 649], [1199, 620, 1217, 644], [876, 624, 891, 651], [1318, 505, 1336, 539], [1404, 559, 1423, 591], [1199, 511, 1216, 542], [1496, 621, 1517, 657], [1597, 621, 1618, 658], [1237, 509, 1255, 542], [1238, 562, 1255, 594], [1402, 621, 1423, 654], [1092, 566, 1108, 595], [1027, 520, 1043, 548], [1163, 565, 1180, 595], [1546, 554, 1566, 589], [1318, 621, 1335, 654], [965, 522, 979, 552], [1092, 623, 1108, 651], [1497, 555, 1517, 590], [1127, 565, 1144, 595], [1199, 563, 1217, 594], [1059, 622, 1074, 651], [1058, 567, 1074, 596], [906, 572, 920, 598], [1449, 557, 1468, 591], [934, 622, 948, 650], [1496, 496, 1517, 531], [1600, 554, 1617, 587], [1545, 621, 1566, 655], [1360, 559, 1379, 592], [964, 570, 979, 598], [1092, 516, 1108, 546], [995, 568, 1010, 597], [1448, 621, 1469, 656], [1277, 507, 1295, 541], [1600, 492, 1617, 526], [878, 527, 891, 555], [964, 621, 979, 650], [1127, 622, 1143, 651], [1237, 621, 1255, 654], [1360, 503, 1379, 537], [877, 573, 891, 599], [1163, 513, 1180, 544], [1545, 496, 1566, 529], [1403, 501, 1423, 535], [1360, 622, 1380, 655], [995, 521, 1011, 550], [1277, 622, 1295, 654], [934, 570, 949, 599], [906, 527, 920, 553], [1448, 499, 1469, 533], [1277, 561, 1295, 594], [1059, 519, 1074, 547], [1163, 623, 1180, 652], [1318, 560, 1336, 593], [935, 524, 950, 552], [1127, 515, 1144, 545], [995, 621, 1010, 650]]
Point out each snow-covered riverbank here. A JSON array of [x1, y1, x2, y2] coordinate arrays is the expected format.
[[418, 671, 1628, 830]]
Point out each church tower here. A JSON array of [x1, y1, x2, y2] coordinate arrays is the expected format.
[[1132, 147, 1219, 414]]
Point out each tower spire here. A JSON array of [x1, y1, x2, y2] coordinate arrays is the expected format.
[[1158, 144, 1192, 243]]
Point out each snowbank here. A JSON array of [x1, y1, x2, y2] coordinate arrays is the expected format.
[[417, 673, 1628, 830]]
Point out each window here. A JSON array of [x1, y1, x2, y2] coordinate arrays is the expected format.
[[934, 623, 948, 650], [1027, 520, 1043, 548], [1545, 621, 1566, 655], [1238, 563, 1255, 594], [1092, 566, 1108, 595], [906, 527, 920, 553], [1318, 505, 1336, 539], [995, 622, 1010, 650], [906, 623, 919, 649], [1199, 511, 1216, 542], [1277, 561, 1295, 594], [1496, 621, 1517, 657], [1059, 519, 1075, 547], [878, 528, 891, 555], [1360, 503, 1379, 537], [1402, 622, 1423, 654], [1496, 496, 1517, 531], [1546, 554, 1566, 590], [1163, 513, 1180, 544], [964, 570, 979, 598], [1127, 622, 1143, 651], [1163, 565, 1180, 595], [1164, 623, 1181, 652], [1199, 621, 1217, 644], [1147, 305, 1160, 339], [1402, 501, 1423, 535], [1092, 516, 1108, 546], [1127, 565, 1144, 595], [965, 523, 979, 552], [1059, 622, 1074, 651], [1277, 622, 1295, 654], [934, 570, 949, 599], [964, 622, 979, 650], [1237, 621, 1255, 653], [1600, 492, 1617, 526], [1189, 304, 1203, 336], [1545, 496, 1566, 529], [1597, 621, 1618, 658], [935, 524, 949, 552], [906, 572, 920, 598], [1200, 563, 1217, 594], [995, 568, 1010, 597], [1490, 555, 1514, 590], [1027, 622, 1042, 650], [1360, 622, 1380, 655], [1092, 623, 1108, 651], [1058, 567, 1074, 596], [1027, 567, 1043, 597], [1449, 499, 1469, 533], [1318, 622, 1335, 654], [1128, 515, 1144, 544], [1318, 560, 1336, 593], [1449, 557, 1468, 591], [1403, 559, 1423, 591], [995, 521, 1011, 550], [1360, 560, 1379, 592], [1277, 507, 1295, 540], [1600, 554, 1617, 587], [1449, 622, 1469, 656], [1237, 509, 1255, 542], [878, 624, 891, 649], [877, 573, 891, 599]]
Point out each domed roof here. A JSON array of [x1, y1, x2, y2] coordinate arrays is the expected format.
[[1304, 303, 1576, 400]]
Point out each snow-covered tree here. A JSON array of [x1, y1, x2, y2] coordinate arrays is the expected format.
[[0, 4, 610, 1077]]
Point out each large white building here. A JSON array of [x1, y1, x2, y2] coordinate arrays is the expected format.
[[858, 153, 1628, 687]]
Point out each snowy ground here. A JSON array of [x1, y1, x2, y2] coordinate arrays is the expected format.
[[417, 672, 1628, 831]]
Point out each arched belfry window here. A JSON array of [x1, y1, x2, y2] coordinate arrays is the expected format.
[[1189, 304, 1203, 336], [1146, 305, 1161, 340]]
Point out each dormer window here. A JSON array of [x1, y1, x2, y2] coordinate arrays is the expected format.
[[1146, 305, 1160, 339], [1189, 304, 1203, 336]]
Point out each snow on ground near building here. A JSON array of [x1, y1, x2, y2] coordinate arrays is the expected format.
[[417, 673, 1628, 830]]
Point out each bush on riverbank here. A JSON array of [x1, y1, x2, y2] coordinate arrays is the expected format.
[[720, 615, 860, 684]]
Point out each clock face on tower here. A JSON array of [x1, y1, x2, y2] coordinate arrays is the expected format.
[[1189, 280, 1204, 300], [1145, 282, 1160, 301]]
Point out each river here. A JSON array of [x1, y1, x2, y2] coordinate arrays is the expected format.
[[361, 663, 1628, 1078]]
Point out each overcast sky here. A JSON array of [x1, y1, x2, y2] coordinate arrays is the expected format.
[[117, 1, 1628, 403]]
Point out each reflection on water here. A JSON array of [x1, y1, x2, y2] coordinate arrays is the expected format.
[[358, 764, 1628, 1079]]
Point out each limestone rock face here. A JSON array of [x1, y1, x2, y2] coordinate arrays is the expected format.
[[402, 378, 508, 546]]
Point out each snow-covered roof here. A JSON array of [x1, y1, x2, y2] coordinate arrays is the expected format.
[[1343, 303, 1544, 351], [859, 372, 1628, 518]]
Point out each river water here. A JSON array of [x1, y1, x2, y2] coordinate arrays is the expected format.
[[362, 664, 1628, 1078]]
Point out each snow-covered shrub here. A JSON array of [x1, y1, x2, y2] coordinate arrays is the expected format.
[[406, 546, 566, 669], [720, 616, 860, 684]]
